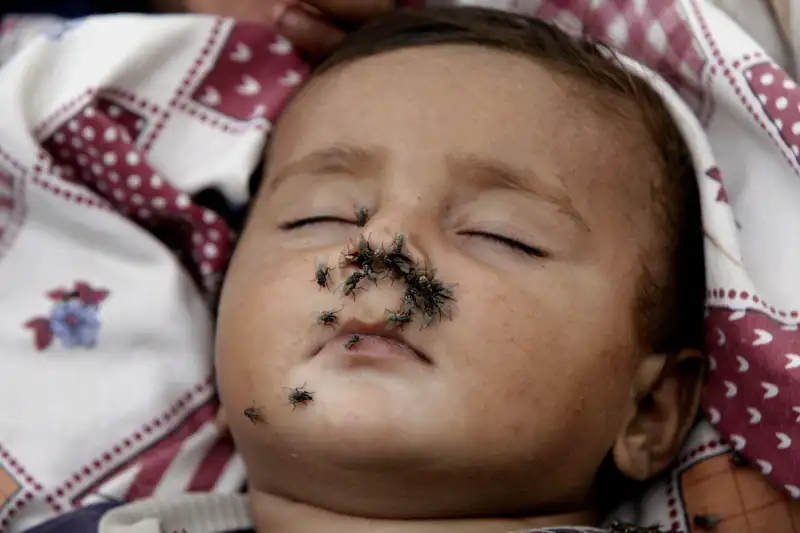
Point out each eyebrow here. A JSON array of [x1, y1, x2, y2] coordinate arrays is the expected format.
[[263, 145, 379, 196], [449, 154, 588, 232]]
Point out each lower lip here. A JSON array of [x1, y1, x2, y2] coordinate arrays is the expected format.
[[315, 334, 426, 364]]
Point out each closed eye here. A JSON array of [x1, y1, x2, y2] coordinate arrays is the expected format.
[[461, 231, 549, 258], [279, 216, 354, 230]]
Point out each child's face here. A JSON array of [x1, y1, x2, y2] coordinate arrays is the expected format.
[[216, 44, 669, 516]]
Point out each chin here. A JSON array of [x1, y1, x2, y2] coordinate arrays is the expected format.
[[310, 412, 433, 462], [249, 436, 545, 520], [260, 398, 442, 469]]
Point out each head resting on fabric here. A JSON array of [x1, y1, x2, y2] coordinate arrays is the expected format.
[[215, 6, 707, 531]]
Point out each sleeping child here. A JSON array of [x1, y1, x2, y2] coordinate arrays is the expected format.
[[7, 0, 800, 531], [32, 6, 709, 533]]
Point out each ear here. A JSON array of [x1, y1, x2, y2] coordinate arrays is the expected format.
[[612, 349, 705, 480]]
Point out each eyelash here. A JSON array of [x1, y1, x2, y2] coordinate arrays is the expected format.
[[279, 218, 548, 259], [278, 216, 353, 230], [459, 231, 548, 258]]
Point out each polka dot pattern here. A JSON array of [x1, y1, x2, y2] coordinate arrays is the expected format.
[[40, 101, 234, 294], [94, 95, 149, 141], [27, 21, 312, 298], [0, 16, 317, 531], [745, 62, 800, 161], [3, 2, 800, 529], [688, 0, 800, 498], [508, 0, 707, 103]]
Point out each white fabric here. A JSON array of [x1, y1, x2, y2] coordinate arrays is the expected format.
[[765, 0, 800, 79], [99, 494, 251, 533], [0, 1, 799, 532], [711, 0, 790, 72], [0, 14, 305, 533]]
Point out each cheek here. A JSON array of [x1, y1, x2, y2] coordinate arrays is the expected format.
[[438, 272, 638, 447], [215, 247, 321, 407]]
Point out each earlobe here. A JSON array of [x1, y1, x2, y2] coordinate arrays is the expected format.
[[612, 348, 705, 481], [612, 434, 652, 481]]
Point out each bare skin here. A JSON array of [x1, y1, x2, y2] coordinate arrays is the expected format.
[[215, 45, 704, 532]]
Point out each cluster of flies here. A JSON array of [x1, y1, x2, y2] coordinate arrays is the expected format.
[[244, 207, 456, 426], [241, 206, 737, 531], [240, 206, 733, 532], [610, 454, 751, 532], [314, 207, 456, 346]]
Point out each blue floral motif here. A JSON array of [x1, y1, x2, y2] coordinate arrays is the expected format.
[[49, 299, 101, 348]]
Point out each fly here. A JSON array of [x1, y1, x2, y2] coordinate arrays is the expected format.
[[387, 309, 413, 330], [344, 334, 361, 349], [243, 402, 266, 424], [317, 308, 342, 329], [355, 207, 370, 227], [312, 263, 332, 290], [287, 382, 314, 411]]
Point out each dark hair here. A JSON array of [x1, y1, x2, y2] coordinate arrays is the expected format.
[[257, 5, 706, 510]]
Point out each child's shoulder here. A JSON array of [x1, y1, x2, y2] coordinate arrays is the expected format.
[[18, 494, 614, 533]]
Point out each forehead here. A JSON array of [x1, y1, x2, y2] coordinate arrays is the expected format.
[[269, 45, 660, 223], [275, 45, 602, 163]]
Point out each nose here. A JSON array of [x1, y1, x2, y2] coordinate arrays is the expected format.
[[362, 210, 432, 269]]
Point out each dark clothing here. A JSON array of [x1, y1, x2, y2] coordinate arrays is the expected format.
[[1, 1, 151, 19], [21, 502, 122, 533]]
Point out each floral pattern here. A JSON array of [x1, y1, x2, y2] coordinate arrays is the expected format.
[[24, 281, 110, 350]]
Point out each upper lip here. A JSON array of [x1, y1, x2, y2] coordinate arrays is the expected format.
[[317, 319, 433, 365]]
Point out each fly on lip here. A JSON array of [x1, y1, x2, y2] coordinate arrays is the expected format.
[[325, 319, 433, 365]]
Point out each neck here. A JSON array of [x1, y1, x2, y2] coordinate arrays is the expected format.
[[249, 490, 598, 533]]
